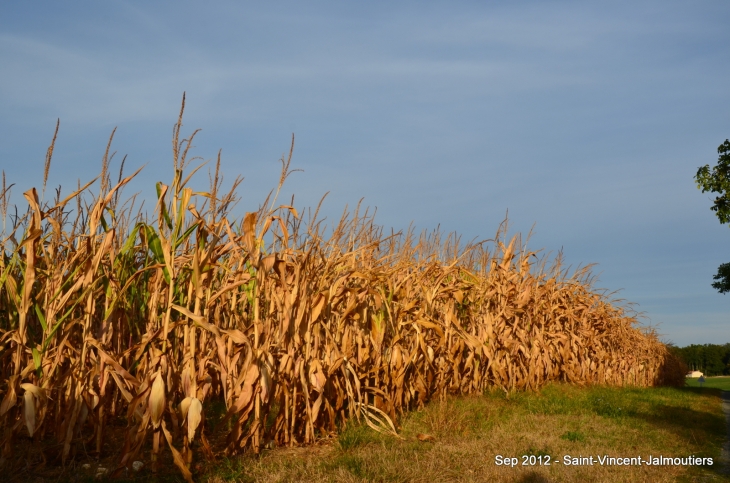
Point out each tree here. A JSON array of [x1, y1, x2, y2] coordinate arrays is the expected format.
[[711, 262, 730, 294], [695, 139, 730, 293], [672, 343, 730, 376]]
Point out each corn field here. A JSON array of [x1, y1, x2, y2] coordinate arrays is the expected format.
[[0, 98, 686, 481]]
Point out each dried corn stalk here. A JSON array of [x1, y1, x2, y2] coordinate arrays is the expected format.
[[0, 96, 686, 481]]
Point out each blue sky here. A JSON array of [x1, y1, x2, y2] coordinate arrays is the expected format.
[[1, 1, 728, 346]]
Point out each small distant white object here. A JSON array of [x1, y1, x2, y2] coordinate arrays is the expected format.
[[687, 371, 704, 378], [132, 461, 144, 472]]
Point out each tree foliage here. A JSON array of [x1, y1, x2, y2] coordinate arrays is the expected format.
[[711, 262, 730, 294], [669, 343, 730, 376], [695, 139, 730, 293], [695, 139, 730, 223]]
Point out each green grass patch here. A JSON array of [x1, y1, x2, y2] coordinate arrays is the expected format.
[[336, 421, 387, 451], [686, 376, 730, 391], [560, 430, 586, 442]]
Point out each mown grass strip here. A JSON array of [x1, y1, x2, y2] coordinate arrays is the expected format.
[[196, 383, 727, 483]]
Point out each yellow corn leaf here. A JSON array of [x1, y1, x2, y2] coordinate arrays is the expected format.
[[232, 364, 260, 412], [260, 360, 272, 403], [206, 276, 252, 308], [310, 392, 324, 423], [161, 420, 193, 483], [311, 293, 326, 323], [222, 329, 248, 345], [0, 375, 18, 416], [243, 212, 256, 253], [309, 360, 326, 392], [414, 318, 444, 340], [261, 254, 276, 272], [20, 383, 45, 400]]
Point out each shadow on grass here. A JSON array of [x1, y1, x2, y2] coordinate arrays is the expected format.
[[515, 471, 550, 483], [680, 386, 728, 397], [627, 387, 727, 479], [502, 384, 727, 479]]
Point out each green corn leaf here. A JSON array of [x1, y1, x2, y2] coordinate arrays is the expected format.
[[121, 223, 143, 255], [144, 225, 171, 284], [145, 225, 165, 264], [0, 250, 20, 299], [32, 347, 42, 378], [174, 223, 198, 250], [100, 213, 109, 232], [105, 205, 117, 225], [156, 182, 173, 230], [34, 304, 47, 332]]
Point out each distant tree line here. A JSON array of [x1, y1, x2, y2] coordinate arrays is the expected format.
[[669, 343, 730, 376]]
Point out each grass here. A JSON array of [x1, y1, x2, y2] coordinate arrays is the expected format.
[[686, 377, 730, 391], [197, 382, 729, 483]]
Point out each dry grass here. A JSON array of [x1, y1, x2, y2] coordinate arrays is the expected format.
[[0, 96, 686, 481]]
